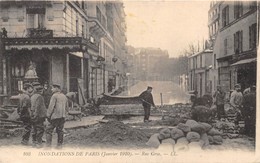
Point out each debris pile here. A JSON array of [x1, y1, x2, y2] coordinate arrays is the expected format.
[[146, 119, 223, 151], [88, 121, 148, 146]]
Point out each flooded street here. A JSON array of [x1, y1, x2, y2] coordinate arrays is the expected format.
[[121, 81, 190, 105]]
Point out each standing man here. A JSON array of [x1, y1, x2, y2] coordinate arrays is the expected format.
[[230, 84, 243, 124], [139, 86, 157, 122], [243, 85, 256, 137], [42, 81, 52, 108], [213, 85, 226, 120], [30, 82, 47, 148], [18, 83, 34, 145], [46, 84, 68, 148]]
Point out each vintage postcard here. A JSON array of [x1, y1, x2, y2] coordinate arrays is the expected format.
[[0, 0, 259, 163]]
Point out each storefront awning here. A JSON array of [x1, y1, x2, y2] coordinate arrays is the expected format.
[[231, 58, 257, 66], [69, 52, 83, 58]]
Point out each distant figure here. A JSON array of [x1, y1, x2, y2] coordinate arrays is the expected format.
[[243, 85, 256, 137], [18, 83, 34, 145], [2, 27, 7, 38], [46, 84, 69, 149], [213, 85, 226, 120], [139, 86, 157, 122], [42, 82, 52, 108], [30, 82, 47, 148]]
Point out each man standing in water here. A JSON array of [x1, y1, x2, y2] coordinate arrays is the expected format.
[[139, 86, 157, 122]]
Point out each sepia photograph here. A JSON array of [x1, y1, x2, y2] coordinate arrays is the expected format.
[[0, 0, 259, 162]]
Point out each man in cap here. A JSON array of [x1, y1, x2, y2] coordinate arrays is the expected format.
[[139, 86, 157, 122], [213, 85, 226, 120], [46, 84, 69, 148], [230, 84, 243, 124], [30, 82, 47, 148], [243, 85, 256, 137], [18, 82, 34, 145]]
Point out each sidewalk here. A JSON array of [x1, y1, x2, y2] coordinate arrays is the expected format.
[[64, 115, 104, 129]]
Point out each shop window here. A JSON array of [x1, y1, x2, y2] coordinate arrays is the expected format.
[[222, 6, 229, 27]]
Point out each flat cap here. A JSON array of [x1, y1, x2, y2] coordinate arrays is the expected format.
[[147, 86, 153, 89], [32, 81, 41, 87], [23, 83, 33, 89], [52, 83, 61, 89], [234, 84, 241, 88]]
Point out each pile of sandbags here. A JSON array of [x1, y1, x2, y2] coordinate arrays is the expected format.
[[159, 104, 192, 120], [146, 119, 223, 151], [213, 121, 241, 139]]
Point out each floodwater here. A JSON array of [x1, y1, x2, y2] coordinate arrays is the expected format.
[[121, 81, 190, 105]]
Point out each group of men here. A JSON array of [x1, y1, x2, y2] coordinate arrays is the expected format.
[[213, 84, 256, 137], [18, 82, 68, 148]]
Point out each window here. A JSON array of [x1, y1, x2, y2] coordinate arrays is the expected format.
[[200, 55, 202, 68], [26, 8, 46, 29], [224, 39, 228, 55], [213, 54, 216, 69], [234, 31, 243, 54], [249, 23, 257, 49], [222, 6, 229, 27], [249, 1, 257, 11], [234, 1, 243, 19]]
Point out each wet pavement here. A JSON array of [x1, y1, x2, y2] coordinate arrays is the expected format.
[[121, 81, 190, 105]]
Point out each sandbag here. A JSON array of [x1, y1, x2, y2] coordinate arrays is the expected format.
[[190, 124, 206, 134], [208, 135, 214, 144], [177, 123, 191, 133], [186, 132, 200, 142], [158, 128, 171, 140], [191, 105, 216, 122], [200, 122, 212, 132], [208, 128, 221, 136], [162, 138, 176, 145], [146, 133, 160, 148], [170, 127, 185, 140], [185, 119, 199, 128], [200, 133, 210, 147], [213, 135, 223, 145], [176, 137, 189, 145]]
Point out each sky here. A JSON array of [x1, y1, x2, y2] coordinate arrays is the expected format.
[[124, 1, 210, 58]]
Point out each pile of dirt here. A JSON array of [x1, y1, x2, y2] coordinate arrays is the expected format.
[[88, 120, 149, 146]]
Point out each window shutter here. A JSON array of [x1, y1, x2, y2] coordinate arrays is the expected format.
[[240, 30, 243, 52], [249, 25, 252, 49]]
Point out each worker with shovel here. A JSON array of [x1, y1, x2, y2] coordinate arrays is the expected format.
[[139, 86, 157, 122]]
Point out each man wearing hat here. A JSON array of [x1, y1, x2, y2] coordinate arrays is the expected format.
[[213, 85, 226, 120], [230, 84, 243, 124], [139, 86, 157, 122], [46, 84, 69, 148], [18, 82, 34, 145], [30, 82, 47, 148]]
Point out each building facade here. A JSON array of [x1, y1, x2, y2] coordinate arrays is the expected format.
[[132, 48, 170, 81], [0, 1, 127, 105], [214, 1, 257, 93], [188, 49, 213, 97]]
